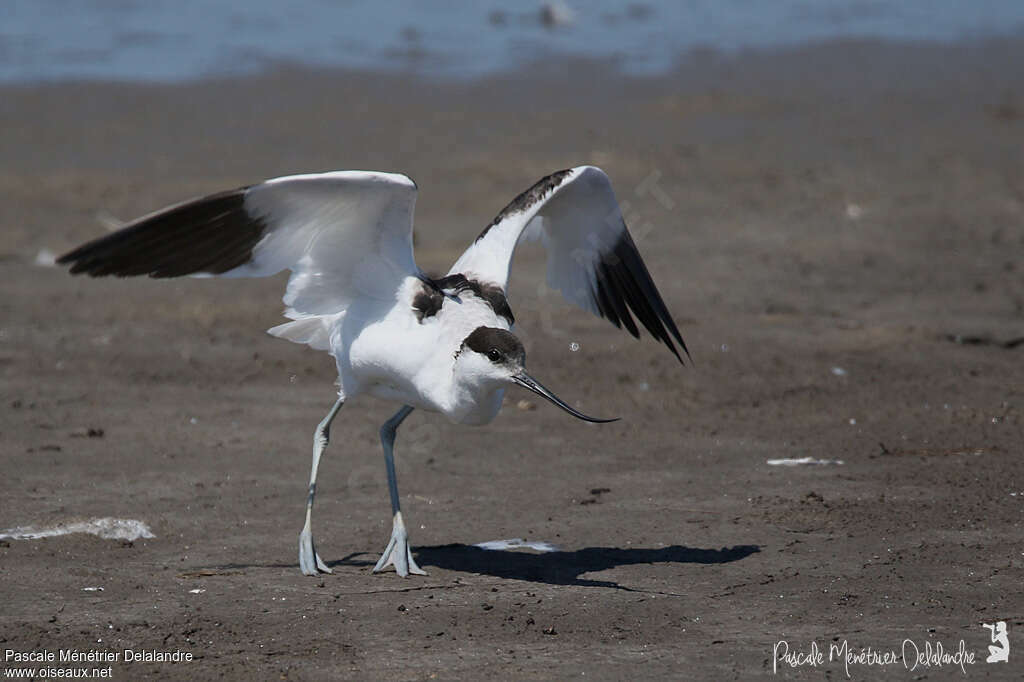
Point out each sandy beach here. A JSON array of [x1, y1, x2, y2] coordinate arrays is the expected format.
[[2, 37, 1023, 678]]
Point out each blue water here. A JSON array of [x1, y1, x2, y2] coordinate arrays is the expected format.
[[3, 0, 1023, 83]]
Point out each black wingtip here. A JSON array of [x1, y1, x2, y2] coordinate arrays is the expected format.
[[55, 245, 81, 268], [53, 188, 263, 279], [57, 247, 102, 276], [590, 227, 690, 367], [665, 318, 692, 366]]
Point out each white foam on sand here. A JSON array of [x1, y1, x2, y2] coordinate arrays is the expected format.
[[0, 517, 155, 542], [474, 538, 561, 553], [766, 457, 845, 466], [34, 248, 57, 267]]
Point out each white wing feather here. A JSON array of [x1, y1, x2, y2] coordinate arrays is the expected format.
[[451, 167, 604, 301], [58, 170, 419, 351], [449, 165, 687, 361], [232, 171, 418, 316]]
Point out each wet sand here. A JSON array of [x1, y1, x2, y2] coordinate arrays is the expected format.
[[2, 37, 1023, 679]]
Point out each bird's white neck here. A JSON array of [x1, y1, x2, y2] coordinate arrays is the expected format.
[[445, 375, 506, 426]]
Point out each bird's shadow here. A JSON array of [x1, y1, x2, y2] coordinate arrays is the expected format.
[[331, 543, 760, 589]]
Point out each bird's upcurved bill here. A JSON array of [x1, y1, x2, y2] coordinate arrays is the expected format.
[[512, 373, 619, 423]]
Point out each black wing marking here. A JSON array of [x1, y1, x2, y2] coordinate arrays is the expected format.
[[589, 229, 689, 364], [412, 274, 515, 325], [475, 169, 573, 242], [57, 188, 265, 278]]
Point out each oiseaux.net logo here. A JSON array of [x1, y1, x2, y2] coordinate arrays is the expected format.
[[772, 622, 1011, 676]]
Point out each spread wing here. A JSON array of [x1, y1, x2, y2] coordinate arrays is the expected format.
[[449, 165, 688, 362], [57, 171, 419, 318]]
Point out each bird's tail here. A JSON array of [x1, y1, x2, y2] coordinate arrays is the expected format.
[[267, 313, 341, 352]]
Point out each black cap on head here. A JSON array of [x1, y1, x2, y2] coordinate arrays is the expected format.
[[461, 326, 525, 365], [461, 326, 617, 422]]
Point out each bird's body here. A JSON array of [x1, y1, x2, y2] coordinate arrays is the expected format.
[[341, 275, 511, 425], [59, 165, 688, 577]]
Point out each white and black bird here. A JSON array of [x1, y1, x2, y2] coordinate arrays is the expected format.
[[58, 166, 688, 577]]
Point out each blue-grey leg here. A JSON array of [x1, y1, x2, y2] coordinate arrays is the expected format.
[[298, 397, 344, 576], [372, 405, 426, 576]]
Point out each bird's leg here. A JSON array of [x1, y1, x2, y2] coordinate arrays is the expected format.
[[372, 405, 426, 576], [298, 397, 344, 576]]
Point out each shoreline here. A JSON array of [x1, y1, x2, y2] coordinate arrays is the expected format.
[[6, 0, 1024, 86], [3, 32, 1023, 93]]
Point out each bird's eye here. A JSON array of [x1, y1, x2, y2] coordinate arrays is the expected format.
[[487, 348, 502, 362]]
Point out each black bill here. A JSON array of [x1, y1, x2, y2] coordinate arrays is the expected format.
[[512, 373, 619, 423]]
